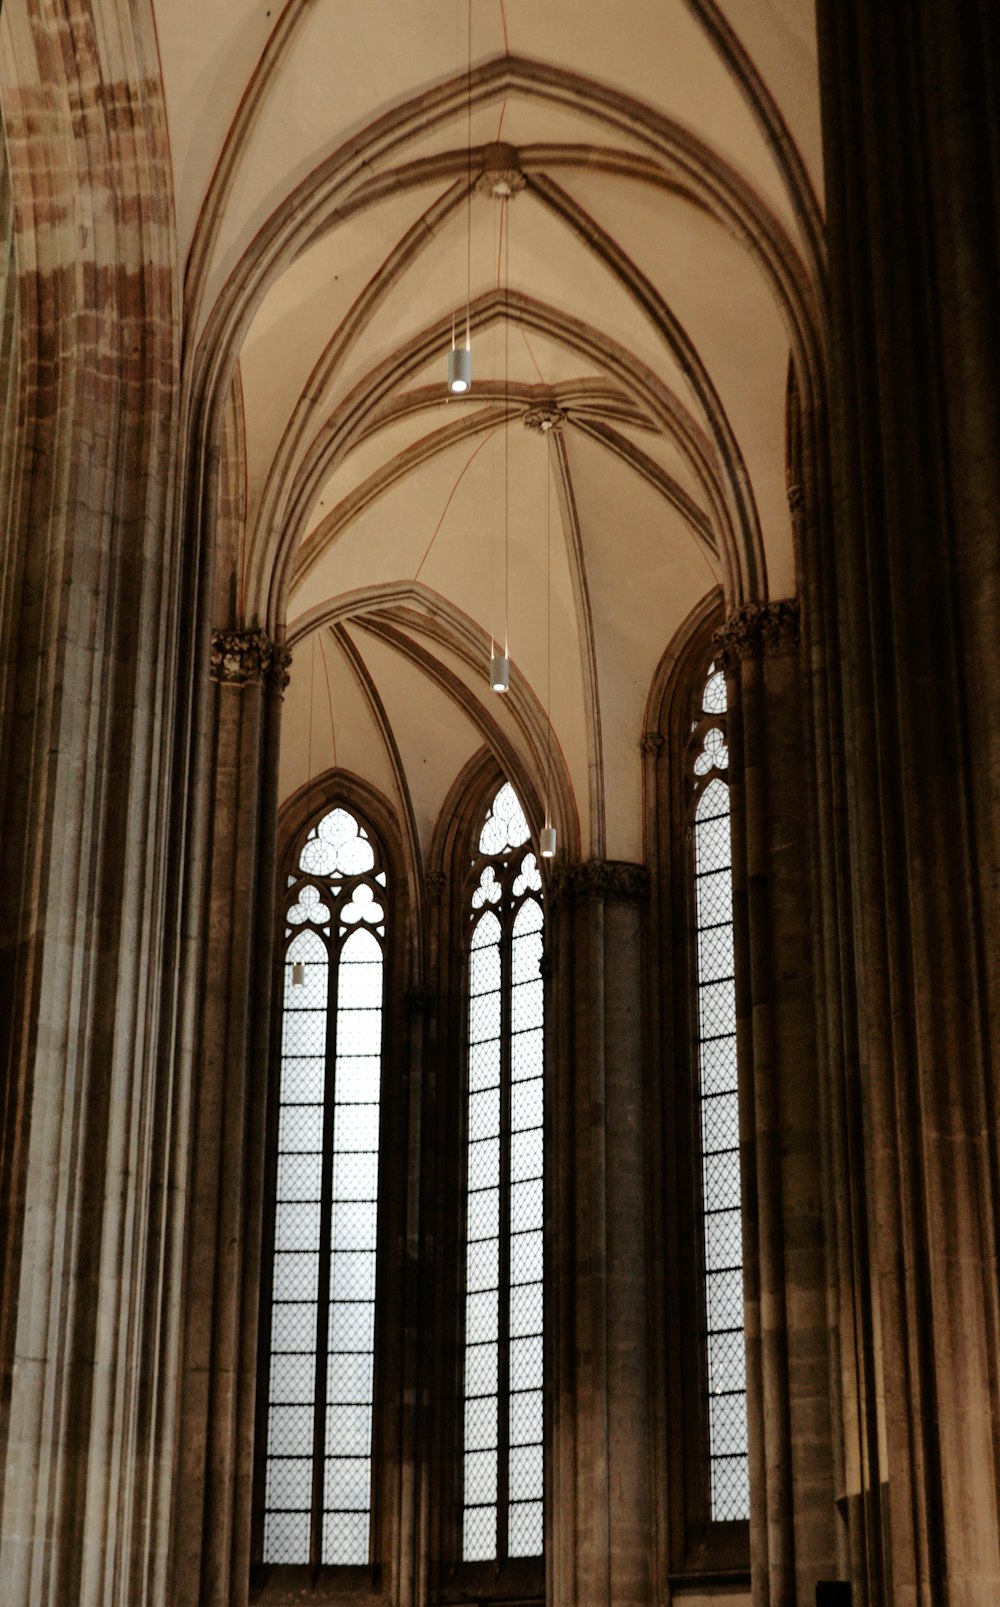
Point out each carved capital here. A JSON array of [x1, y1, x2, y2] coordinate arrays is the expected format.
[[210, 627, 290, 692], [474, 142, 527, 199], [641, 730, 665, 758], [523, 404, 567, 436], [550, 858, 648, 909], [405, 988, 433, 1019], [712, 599, 801, 674], [539, 950, 554, 982], [786, 481, 805, 515], [269, 645, 293, 695], [425, 870, 447, 899]]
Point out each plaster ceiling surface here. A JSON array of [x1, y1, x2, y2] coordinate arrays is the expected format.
[[278, 624, 399, 808], [155, 0, 824, 863], [332, 624, 494, 863], [562, 432, 718, 857]]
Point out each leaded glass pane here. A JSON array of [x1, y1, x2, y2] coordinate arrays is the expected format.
[[463, 782, 544, 1562], [262, 806, 386, 1567], [702, 663, 727, 716], [508, 1500, 543, 1558], [691, 699, 749, 1523], [478, 782, 531, 855]]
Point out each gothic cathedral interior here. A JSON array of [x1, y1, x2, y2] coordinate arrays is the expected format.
[[1, 4, 998, 1605]]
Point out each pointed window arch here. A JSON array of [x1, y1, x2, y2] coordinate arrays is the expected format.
[[259, 805, 388, 1567], [462, 781, 545, 1564]]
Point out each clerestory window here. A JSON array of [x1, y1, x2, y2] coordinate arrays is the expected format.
[[257, 805, 387, 1568], [461, 781, 545, 1565], [689, 661, 749, 1522]]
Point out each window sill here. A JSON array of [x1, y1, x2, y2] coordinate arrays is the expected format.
[[250, 1565, 382, 1605], [434, 1556, 544, 1604]]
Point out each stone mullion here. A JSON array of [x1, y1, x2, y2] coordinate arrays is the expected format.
[[497, 902, 513, 1563], [311, 917, 340, 1569]]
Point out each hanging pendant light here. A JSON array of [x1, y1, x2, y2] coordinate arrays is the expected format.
[[490, 651, 510, 692], [291, 960, 306, 988], [446, 0, 473, 395], [540, 824, 557, 859], [447, 339, 472, 394]]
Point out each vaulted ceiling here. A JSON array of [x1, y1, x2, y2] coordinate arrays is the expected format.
[[161, 0, 824, 866]]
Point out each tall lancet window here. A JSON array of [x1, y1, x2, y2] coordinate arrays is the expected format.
[[261, 807, 387, 1566], [462, 782, 545, 1563], [691, 662, 749, 1520]]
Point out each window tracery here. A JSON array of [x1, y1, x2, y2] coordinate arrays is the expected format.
[[462, 782, 545, 1563], [260, 806, 387, 1567], [689, 663, 749, 1522]]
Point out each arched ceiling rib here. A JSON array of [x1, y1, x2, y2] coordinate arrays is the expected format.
[[158, 0, 824, 864]]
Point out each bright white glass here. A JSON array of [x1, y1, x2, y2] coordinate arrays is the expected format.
[[464, 788, 544, 1562], [263, 808, 385, 1566], [693, 673, 749, 1523]]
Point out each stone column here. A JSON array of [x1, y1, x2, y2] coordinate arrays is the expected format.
[[715, 602, 837, 1607], [548, 859, 653, 1607], [814, 5, 1000, 1602], [0, 9, 183, 1603], [169, 629, 289, 1607]]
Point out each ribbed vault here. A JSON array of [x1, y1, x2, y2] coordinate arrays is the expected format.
[[163, 0, 823, 862]]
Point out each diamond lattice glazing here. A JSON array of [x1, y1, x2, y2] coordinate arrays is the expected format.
[[692, 680, 750, 1523], [463, 784, 545, 1562], [262, 807, 386, 1566]]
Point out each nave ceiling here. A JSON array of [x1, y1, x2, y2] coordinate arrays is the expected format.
[[159, 0, 824, 867]]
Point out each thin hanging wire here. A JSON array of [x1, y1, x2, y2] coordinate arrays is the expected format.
[[465, 0, 472, 351], [546, 434, 553, 828], [491, 195, 499, 655], [451, 0, 460, 354], [308, 632, 316, 817], [503, 195, 510, 656], [492, 196, 508, 658]]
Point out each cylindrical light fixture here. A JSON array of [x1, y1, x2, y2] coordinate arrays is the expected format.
[[291, 960, 305, 987], [447, 342, 472, 394], [540, 824, 557, 859], [490, 652, 510, 692]]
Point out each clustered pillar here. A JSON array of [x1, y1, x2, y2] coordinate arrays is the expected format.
[[171, 629, 288, 1607], [548, 859, 653, 1607], [811, 3, 1000, 1601], [716, 601, 837, 1606]]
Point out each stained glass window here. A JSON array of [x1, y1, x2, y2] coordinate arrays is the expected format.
[[463, 782, 545, 1562], [691, 665, 749, 1522], [262, 806, 387, 1566]]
